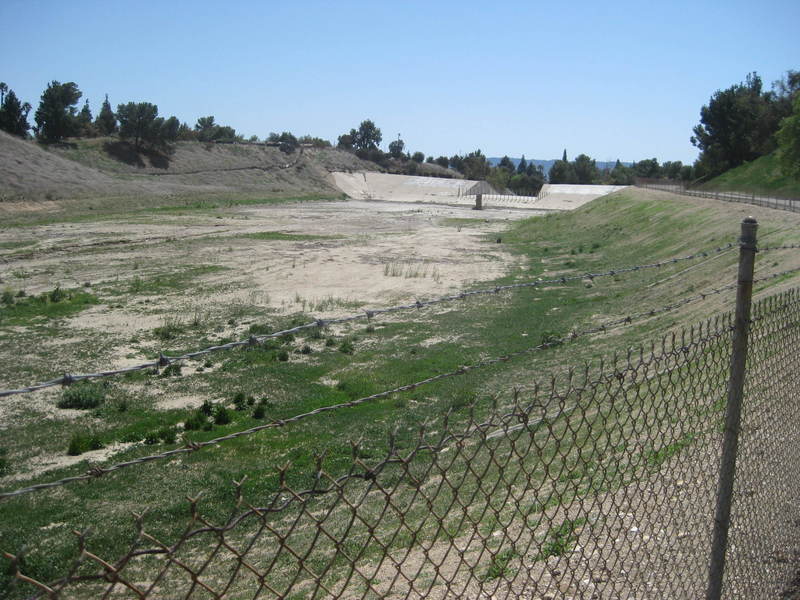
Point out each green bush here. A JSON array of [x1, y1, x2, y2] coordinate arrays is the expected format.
[[48, 286, 67, 303], [0, 448, 8, 476], [184, 411, 207, 431], [67, 433, 104, 455], [300, 344, 312, 355], [213, 406, 231, 425], [233, 392, 247, 411], [157, 426, 177, 444], [252, 404, 266, 419], [339, 339, 355, 354], [58, 382, 106, 409], [277, 350, 289, 362]]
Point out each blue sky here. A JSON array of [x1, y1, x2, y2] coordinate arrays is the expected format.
[[1, 0, 797, 163]]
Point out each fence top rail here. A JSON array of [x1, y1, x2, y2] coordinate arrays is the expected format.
[[0, 243, 739, 400]]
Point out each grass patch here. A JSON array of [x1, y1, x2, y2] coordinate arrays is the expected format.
[[57, 381, 107, 410], [481, 548, 518, 581], [0, 287, 99, 326], [534, 518, 586, 562], [122, 265, 226, 296], [702, 151, 800, 198], [67, 432, 104, 455]]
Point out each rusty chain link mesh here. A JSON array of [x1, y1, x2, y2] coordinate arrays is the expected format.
[[721, 290, 800, 598], [4, 290, 800, 599]]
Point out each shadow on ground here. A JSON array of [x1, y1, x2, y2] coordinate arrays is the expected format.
[[103, 140, 172, 169]]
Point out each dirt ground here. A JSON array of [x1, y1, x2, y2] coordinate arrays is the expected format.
[[0, 199, 544, 315]]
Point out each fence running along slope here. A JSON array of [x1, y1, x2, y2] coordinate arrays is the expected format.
[[635, 178, 800, 213], [2, 219, 800, 599]]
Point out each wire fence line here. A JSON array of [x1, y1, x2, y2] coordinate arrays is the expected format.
[[2, 263, 798, 503], [4, 282, 799, 599], [0, 243, 742, 400], [635, 179, 800, 213]]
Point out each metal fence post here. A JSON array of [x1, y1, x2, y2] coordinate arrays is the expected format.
[[706, 216, 758, 600]]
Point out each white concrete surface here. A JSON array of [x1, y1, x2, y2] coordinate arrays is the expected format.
[[331, 172, 627, 211]]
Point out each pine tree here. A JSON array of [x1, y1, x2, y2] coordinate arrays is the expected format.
[[76, 99, 95, 137], [562, 149, 568, 162], [0, 88, 31, 137], [95, 94, 117, 135], [34, 81, 82, 142], [517, 155, 527, 174]]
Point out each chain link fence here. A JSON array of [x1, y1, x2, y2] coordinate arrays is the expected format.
[[635, 178, 800, 213], [2, 221, 799, 599]]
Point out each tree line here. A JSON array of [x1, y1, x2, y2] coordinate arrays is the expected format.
[[4, 72, 796, 186], [691, 70, 799, 180], [0, 80, 329, 154]]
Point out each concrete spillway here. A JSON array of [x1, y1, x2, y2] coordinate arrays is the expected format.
[[331, 172, 626, 210]]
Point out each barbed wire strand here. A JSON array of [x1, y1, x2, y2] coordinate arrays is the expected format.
[[5, 265, 797, 502], [0, 244, 742, 400]]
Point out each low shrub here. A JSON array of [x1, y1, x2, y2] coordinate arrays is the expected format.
[[156, 426, 177, 444], [58, 382, 106, 409], [184, 411, 207, 431], [213, 406, 232, 425], [67, 433, 104, 455]]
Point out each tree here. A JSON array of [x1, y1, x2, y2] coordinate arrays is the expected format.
[[573, 154, 598, 184], [388, 137, 405, 159], [691, 72, 792, 177], [548, 160, 576, 184], [461, 149, 490, 180], [76, 99, 95, 137], [95, 94, 117, 135], [276, 131, 298, 153], [117, 102, 160, 150], [609, 161, 634, 185], [661, 160, 683, 180], [517, 155, 527, 174], [562, 149, 568, 162], [161, 116, 180, 143], [449, 154, 464, 172], [777, 93, 800, 179], [0, 82, 7, 105], [34, 81, 82, 142], [498, 155, 515, 173], [195, 116, 219, 141], [348, 119, 382, 152], [0, 88, 32, 137], [118, 102, 180, 150], [411, 151, 425, 163], [434, 156, 449, 168], [337, 133, 354, 150], [633, 158, 660, 178], [177, 122, 197, 141]]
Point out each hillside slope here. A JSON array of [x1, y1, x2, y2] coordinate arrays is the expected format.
[[0, 132, 381, 205], [702, 152, 800, 198]]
